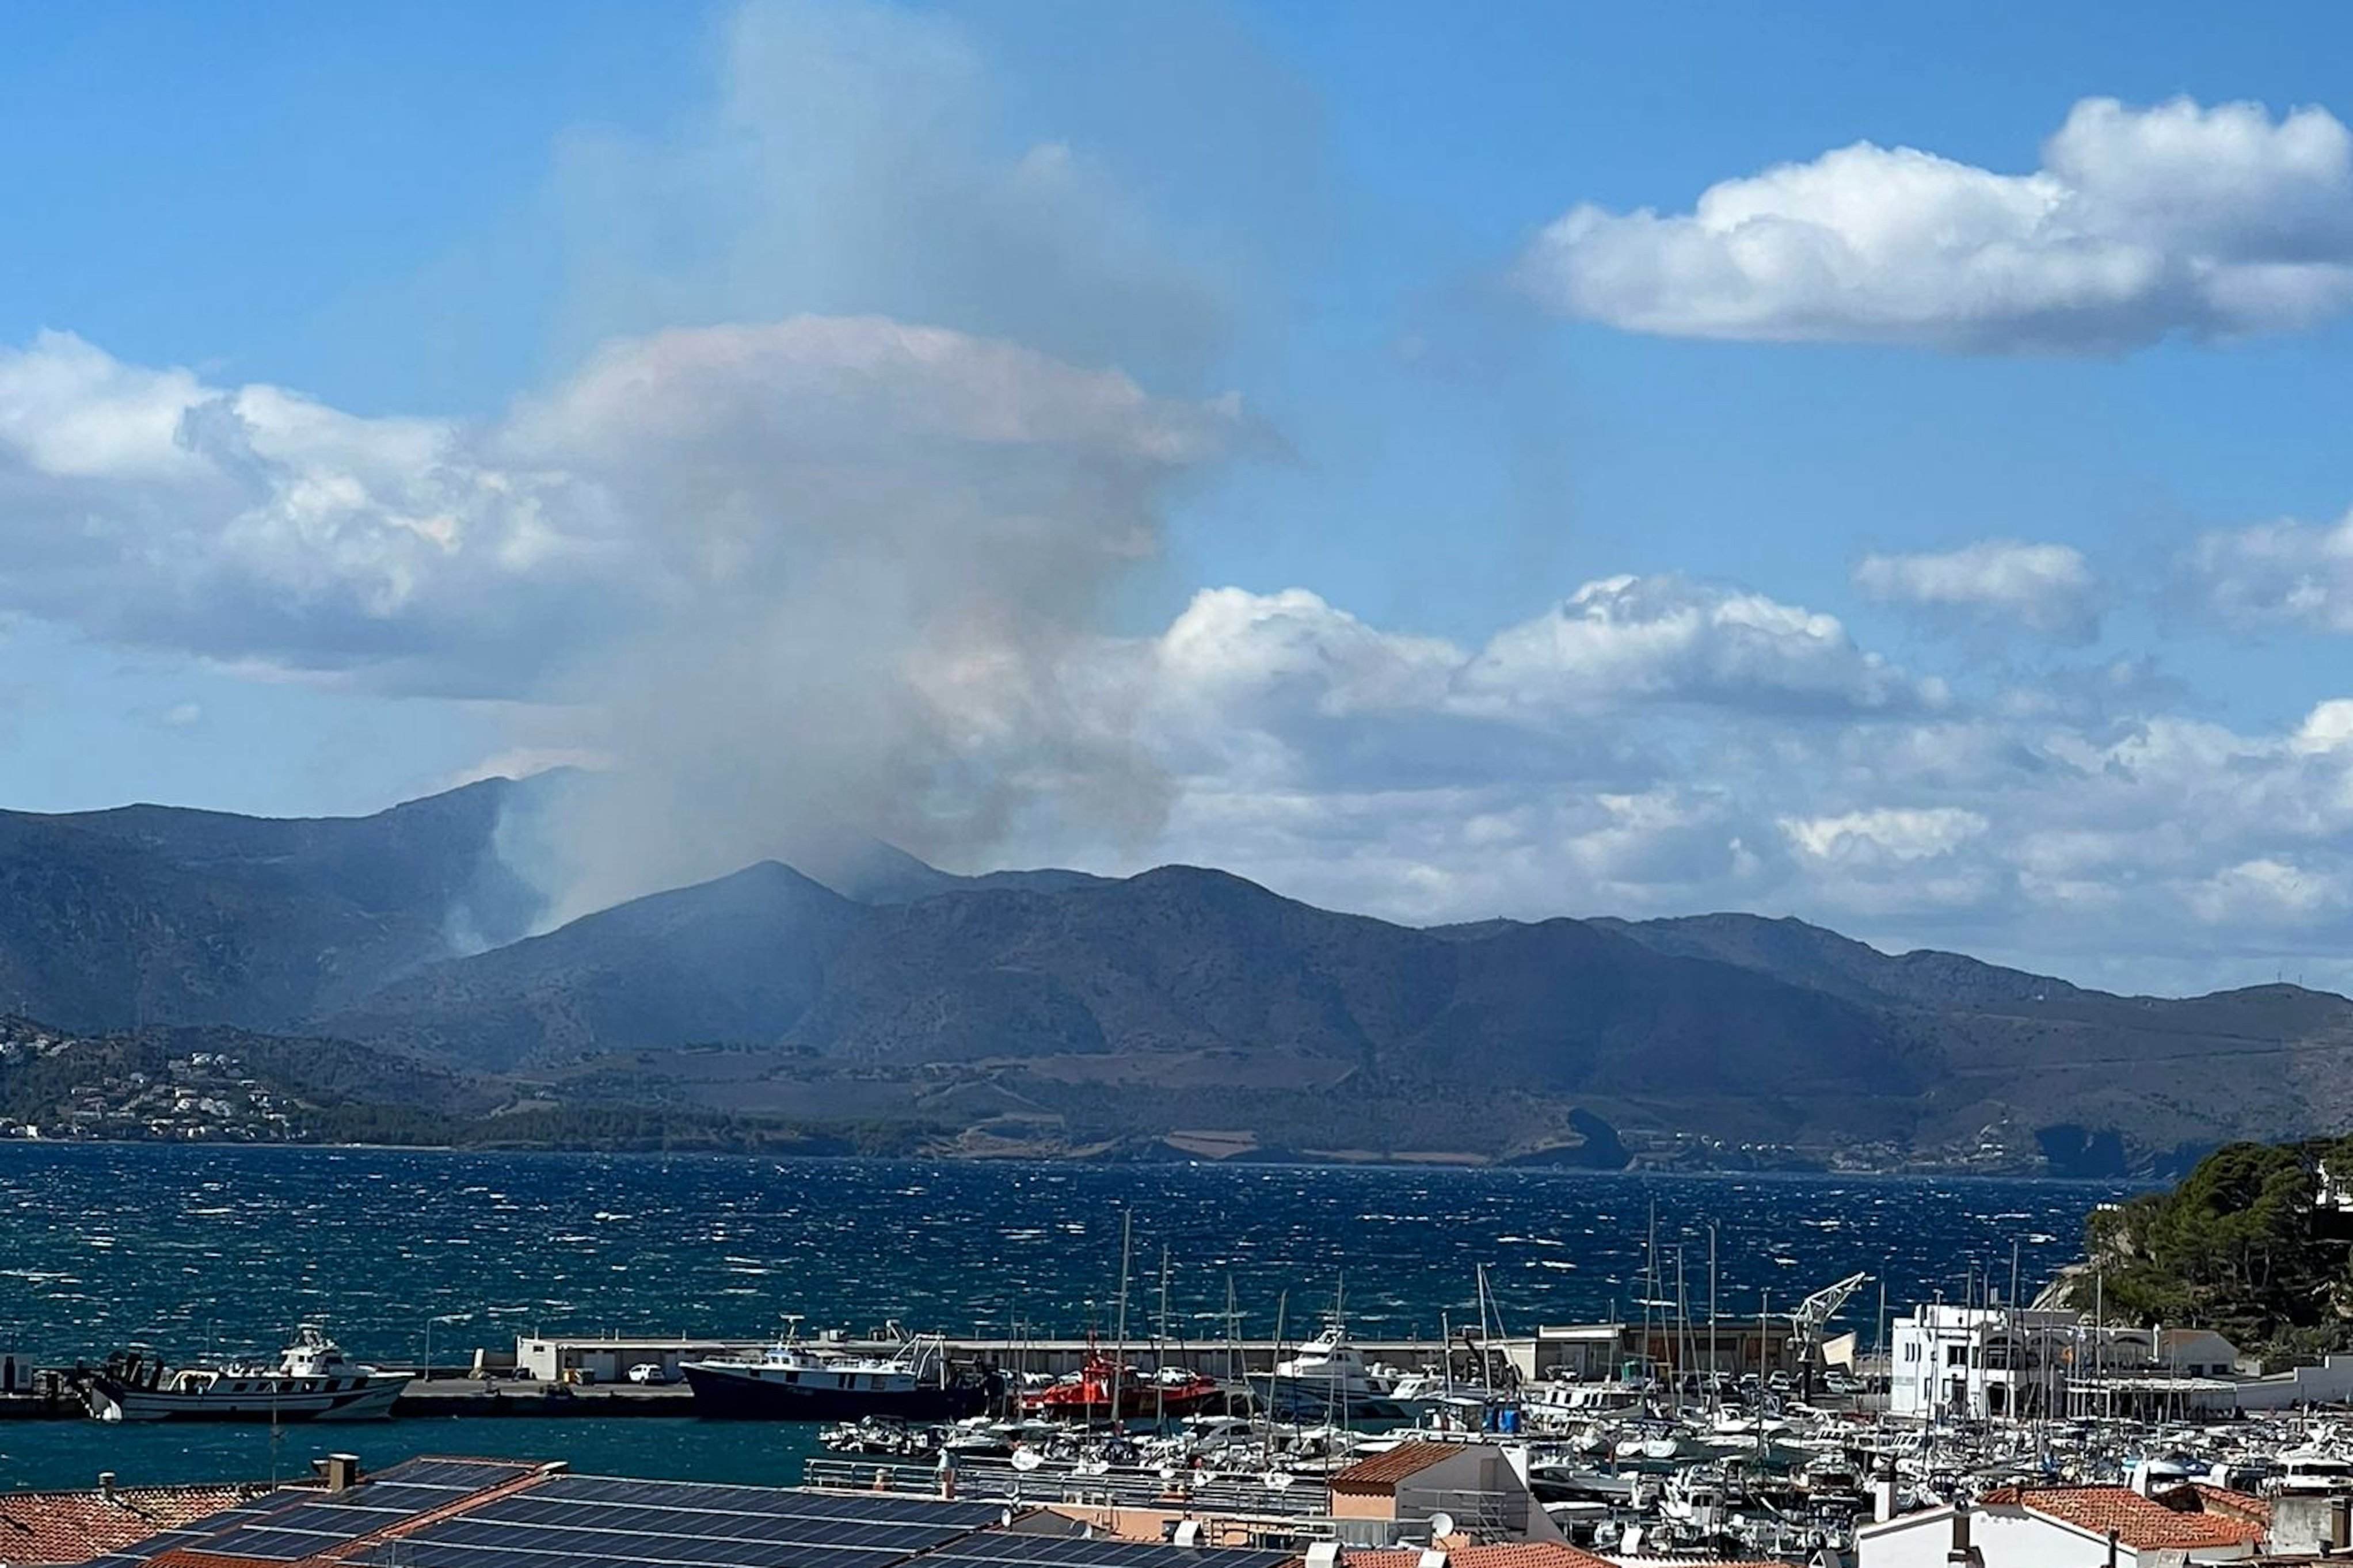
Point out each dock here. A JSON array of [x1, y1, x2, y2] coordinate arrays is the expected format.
[[391, 1377, 695, 1417]]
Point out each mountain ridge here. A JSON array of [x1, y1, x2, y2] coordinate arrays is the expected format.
[[5, 777, 2352, 1172]]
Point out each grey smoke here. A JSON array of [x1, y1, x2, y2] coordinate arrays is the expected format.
[[475, 0, 1310, 920]]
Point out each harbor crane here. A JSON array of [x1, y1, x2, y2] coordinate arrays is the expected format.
[[1787, 1271, 1868, 1399]]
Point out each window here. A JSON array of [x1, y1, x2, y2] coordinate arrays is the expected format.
[[1946, 1345, 1968, 1366]]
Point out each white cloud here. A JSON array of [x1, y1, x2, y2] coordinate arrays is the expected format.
[[1781, 806, 1990, 864], [2180, 506, 2353, 632], [1128, 578, 1935, 796], [1855, 540, 2100, 640], [1460, 575, 1936, 716], [1152, 587, 1464, 719], [2188, 858, 2348, 926], [1520, 97, 2353, 352]]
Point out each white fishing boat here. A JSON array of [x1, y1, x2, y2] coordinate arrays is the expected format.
[[84, 1326, 409, 1422]]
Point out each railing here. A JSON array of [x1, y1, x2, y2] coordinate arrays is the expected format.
[[1393, 1486, 1523, 1541], [799, 1458, 1335, 1519]]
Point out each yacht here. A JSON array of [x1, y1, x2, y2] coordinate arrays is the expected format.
[[83, 1327, 409, 1422], [1257, 1322, 1431, 1423], [2269, 1449, 2353, 1496]]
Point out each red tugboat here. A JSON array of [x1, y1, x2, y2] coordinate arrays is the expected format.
[[1021, 1350, 1224, 1421]]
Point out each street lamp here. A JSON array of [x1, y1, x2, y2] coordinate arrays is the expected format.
[[422, 1313, 472, 1383]]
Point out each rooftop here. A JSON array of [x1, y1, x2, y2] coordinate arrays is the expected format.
[[0, 1483, 277, 1567], [1341, 1546, 1609, 1568], [1978, 1485, 2270, 1550], [1329, 1445, 1464, 1496], [59, 1457, 1301, 1568]]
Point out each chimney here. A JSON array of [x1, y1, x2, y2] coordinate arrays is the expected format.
[[318, 1454, 361, 1493], [2107, 1528, 2120, 1568], [1874, 1467, 1899, 1524], [97, 1472, 117, 1501], [2332, 1496, 2351, 1554], [1948, 1505, 1983, 1568], [1307, 1544, 1342, 1568]]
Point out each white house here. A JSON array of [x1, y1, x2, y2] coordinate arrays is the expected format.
[[1889, 1307, 2249, 1422], [1887, 1304, 2081, 1421], [1858, 1489, 2267, 1568]]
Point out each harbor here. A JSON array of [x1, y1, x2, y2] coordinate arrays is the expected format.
[[10, 1159, 2353, 1568]]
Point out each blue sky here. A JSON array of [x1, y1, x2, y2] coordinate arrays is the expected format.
[[8, 1, 2353, 990]]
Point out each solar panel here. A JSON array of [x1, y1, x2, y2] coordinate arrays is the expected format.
[[186, 1457, 545, 1561], [540, 1475, 1003, 1525], [370, 1459, 546, 1492], [345, 1477, 1008, 1568], [81, 1493, 311, 1568]]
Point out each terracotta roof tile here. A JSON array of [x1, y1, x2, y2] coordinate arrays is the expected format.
[[1979, 1486, 2268, 1550], [1329, 1444, 1465, 1495], [2186, 1486, 2273, 1528], [0, 1486, 273, 1566], [1344, 1544, 1613, 1568]]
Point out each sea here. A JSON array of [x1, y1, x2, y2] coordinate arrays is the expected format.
[[0, 1143, 2134, 1492]]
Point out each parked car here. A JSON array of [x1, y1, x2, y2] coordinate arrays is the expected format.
[[626, 1363, 669, 1385]]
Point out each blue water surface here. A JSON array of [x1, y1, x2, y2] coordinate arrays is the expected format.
[[0, 1144, 2132, 1490]]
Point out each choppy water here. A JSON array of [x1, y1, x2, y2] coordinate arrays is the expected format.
[[0, 1144, 2131, 1490]]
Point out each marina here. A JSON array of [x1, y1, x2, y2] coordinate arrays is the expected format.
[[16, 1268, 2353, 1563]]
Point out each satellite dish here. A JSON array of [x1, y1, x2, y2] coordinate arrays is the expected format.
[[1011, 1447, 1044, 1472], [1429, 1513, 1457, 1541]]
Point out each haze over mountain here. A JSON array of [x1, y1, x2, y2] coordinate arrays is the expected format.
[[3, 778, 2348, 1172]]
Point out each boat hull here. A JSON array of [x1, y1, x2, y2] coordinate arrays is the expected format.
[[683, 1365, 992, 1421], [1254, 1380, 1427, 1424], [86, 1374, 409, 1422]]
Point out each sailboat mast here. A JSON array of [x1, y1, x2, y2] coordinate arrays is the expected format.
[[1156, 1246, 1171, 1430], [1112, 1209, 1133, 1425], [1225, 1274, 1241, 1387], [1708, 1224, 1719, 1410], [1265, 1289, 1288, 1460], [1644, 1199, 1659, 1397]]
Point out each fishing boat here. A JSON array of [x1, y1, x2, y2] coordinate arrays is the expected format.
[[82, 1326, 409, 1422], [682, 1329, 1000, 1420], [1022, 1349, 1223, 1421]]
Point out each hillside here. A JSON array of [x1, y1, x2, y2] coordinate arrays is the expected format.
[[2076, 1137, 2353, 1369], [318, 861, 865, 1070], [11, 779, 2353, 1170], [0, 779, 542, 1032]]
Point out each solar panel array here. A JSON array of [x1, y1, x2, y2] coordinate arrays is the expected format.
[[345, 1476, 1010, 1568], [178, 1459, 545, 1563], [83, 1493, 315, 1568], [89, 1460, 1300, 1568]]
